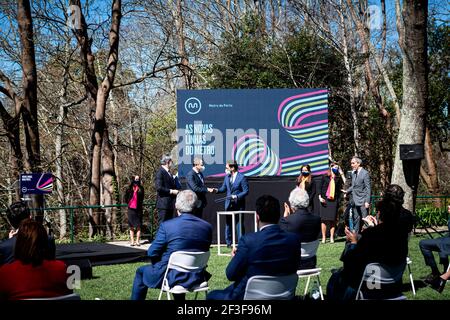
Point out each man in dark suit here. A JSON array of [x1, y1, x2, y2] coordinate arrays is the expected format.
[[131, 190, 212, 300], [206, 195, 301, 300], [214, 160, 249, 248], [0, 201, 55, 265], [279, 188, 321, 269], [344, 157, 371, 233], [155, 155, 181, 223], [420, 205, 450, 285], [186, 157, 214, 218]]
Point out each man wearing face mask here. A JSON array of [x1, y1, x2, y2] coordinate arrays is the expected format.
[[342, 157, 371, 234], [214, 160, 249, 248], [186, 157, 215, 218], [155, 155, 181, 223]]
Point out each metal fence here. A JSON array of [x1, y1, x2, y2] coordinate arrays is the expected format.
[[1, 202, 157, 243]]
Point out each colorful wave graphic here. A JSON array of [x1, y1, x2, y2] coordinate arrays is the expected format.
[[37, 173, 53, 192], [210, 89, 329, 177], [277, 89, 328, 147]]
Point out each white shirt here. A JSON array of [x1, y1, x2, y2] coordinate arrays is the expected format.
[[259, 224, 276, 231]]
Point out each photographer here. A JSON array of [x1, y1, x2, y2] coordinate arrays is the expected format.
[[0, 201, 55, 266]]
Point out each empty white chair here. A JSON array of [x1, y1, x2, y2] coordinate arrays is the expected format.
[[297, 239, 323, 300], [243, 274, 298, 300], [25, 293, 81, 300], [406, 257, 416, 295], [158, 251, 210, 300], [356, 262, 406, 300]]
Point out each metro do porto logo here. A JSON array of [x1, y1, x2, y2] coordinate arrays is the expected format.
[[185, 97, 202, 115]]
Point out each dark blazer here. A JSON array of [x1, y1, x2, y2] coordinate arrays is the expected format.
[[217, 172, 249, 210], [155, 167, 179, 210], [279, 208, 321, 269], [124, 184, 145, 212], [140, 213, 212, 289], [320, 175, 343, 201], [186, 169, 208, 208], [207, 225, 301, 300], [347, 168, 371, 206], [279, 208, 321, 243], [341, 223, 408, 289]]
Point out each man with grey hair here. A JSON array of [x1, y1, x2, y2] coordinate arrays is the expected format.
[[186, 157, 215, 218], [279, 188, 321, 269], [343, 156, 371, 234], [155, 154, 181, 223], [131, 190, 212, 300]]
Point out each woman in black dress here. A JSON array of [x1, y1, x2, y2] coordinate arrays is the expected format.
[[124, 176, 144, 246], [319, 163, 343, 243], [296, 164, 317, 213]]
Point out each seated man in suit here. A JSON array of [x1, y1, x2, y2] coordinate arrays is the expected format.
[[420, 205, 450, 285], [0, 201, 55, 266], [207, 195, 301, 300], [186, 157, 215, 218], [130, 190, 212, 300], [279, 188, 321, 269]]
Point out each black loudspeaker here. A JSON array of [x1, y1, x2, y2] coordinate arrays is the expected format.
[[400, 144, 424, 160], [64, 258, 93, 280]]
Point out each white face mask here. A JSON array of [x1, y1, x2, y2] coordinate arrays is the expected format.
[[198, 165, 205, 172], [225, 169, 231, 175]]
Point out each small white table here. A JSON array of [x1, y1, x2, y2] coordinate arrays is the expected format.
[[216, 211, 258, 256]]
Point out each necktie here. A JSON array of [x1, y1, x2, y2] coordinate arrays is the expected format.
[[198, 173, 204, 184]]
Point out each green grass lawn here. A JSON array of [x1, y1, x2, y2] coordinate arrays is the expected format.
[[75, 233, 449, 300]]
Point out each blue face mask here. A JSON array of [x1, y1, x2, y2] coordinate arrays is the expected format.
[[332, 168, 339, 174], [301, 171, 310, 176]]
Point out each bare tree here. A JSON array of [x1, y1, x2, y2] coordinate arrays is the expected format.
[[391, 0, 428, 211]]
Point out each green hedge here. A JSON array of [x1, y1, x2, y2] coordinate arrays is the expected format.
[[415, 207, 449, 227]]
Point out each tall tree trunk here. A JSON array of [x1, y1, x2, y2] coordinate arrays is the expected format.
[[0, 105, 23, 200], [392, 0, 428, 211], [102, 127, 116, 240], [72, 0, 121, 237], [17, 0, 44, 222], [174, 0, 191, 89], [55, 38, 71, 238], [420, 127, 441, 206], [338, 2, 360, 155]]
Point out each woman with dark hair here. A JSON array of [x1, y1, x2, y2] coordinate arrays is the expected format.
[[319, 162, 343, 243], [326, 185, 409, 300], [0, 219, 71, 300], [124, 175, 145, 246], [296, 164, 317, 213]]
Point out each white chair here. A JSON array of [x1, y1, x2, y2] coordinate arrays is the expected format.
[[25, 293, 81, 300], [355, 262, 407, 300], [297, 239, 324, 300], [158, 251, 210, 300], [406, 257, 416, 295], [243, 274, 298, 300]]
